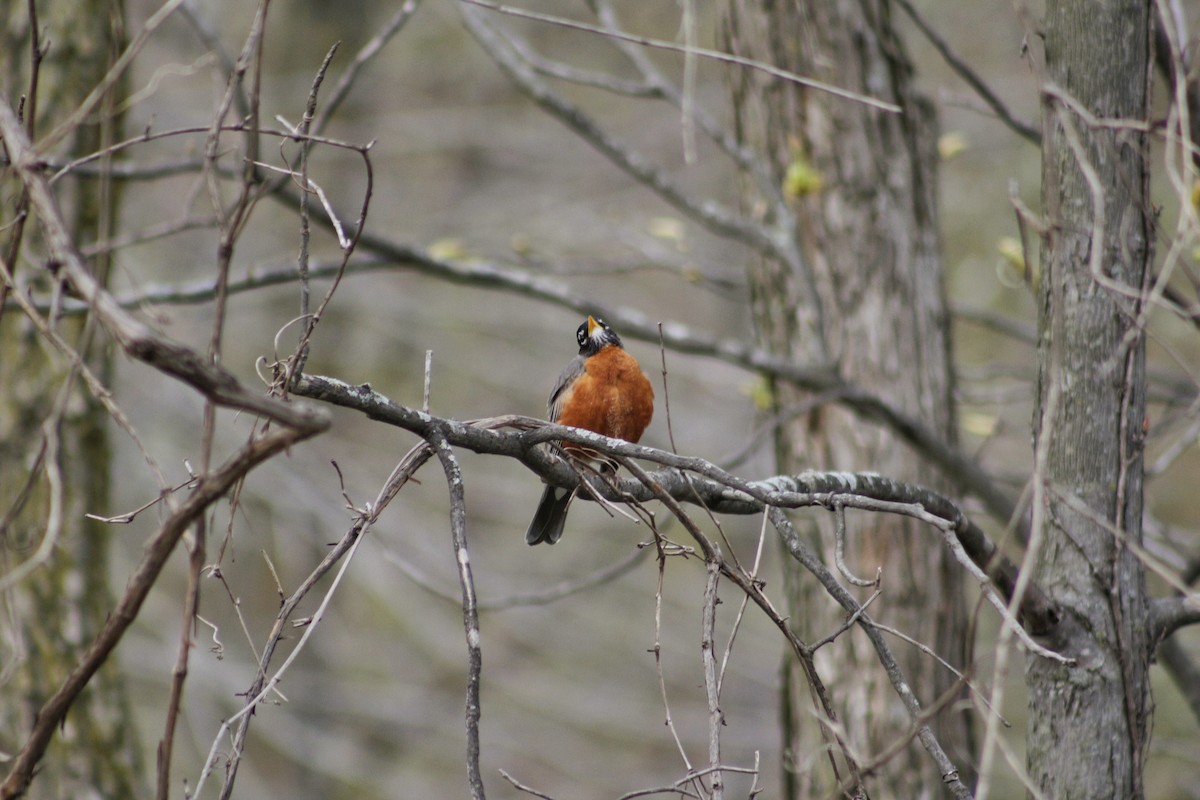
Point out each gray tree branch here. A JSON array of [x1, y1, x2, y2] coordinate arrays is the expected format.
[[290, 371, 1062, 641], [1149, 595, 1200, 641]]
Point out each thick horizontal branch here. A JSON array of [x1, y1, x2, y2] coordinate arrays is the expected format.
[[1149, 595, 1200, 641], [291, 372, 1062, 638]]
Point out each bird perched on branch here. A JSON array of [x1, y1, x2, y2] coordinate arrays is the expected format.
[[525, 315, 655, 545]]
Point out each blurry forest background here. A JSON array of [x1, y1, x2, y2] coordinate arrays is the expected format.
[[2, 0, 1199, 799]]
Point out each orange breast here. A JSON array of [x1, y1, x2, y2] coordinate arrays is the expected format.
[[556, 346, 654, 443]]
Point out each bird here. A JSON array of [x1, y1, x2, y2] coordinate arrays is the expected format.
[[525, 315, 655, 545]]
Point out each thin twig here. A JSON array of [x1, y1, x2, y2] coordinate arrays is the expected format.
[[156, 514, 205, 800], [0, 385, 66, 593], [424, 350, 433, 413], [701, 557, 724, 800], [832, 500, 880, 588], [498, 770, 556, 799], [381, 543, 648, 610], [295, 42, 341, 339], [0, 0, 45, 328], [811, 590, 882, 652], [618, 459, 862, 793], [282, 139, 374, 394], [976, 349, 1063, 800], [716, 511, 768, 695], [83, 474, 198, 525], [206, 565, 276, 690], [312, 0, 423, 135], [868, 620, 1009, 727], [428, 430, 486, 800], [652, 539, 696, 775]]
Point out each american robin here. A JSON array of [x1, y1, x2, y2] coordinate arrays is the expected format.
[[525, 315, 655, 545]]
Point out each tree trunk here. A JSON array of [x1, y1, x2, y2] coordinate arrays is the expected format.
[[1, 3, 141, 797], [1029, 1, 1152, 797], [724, 2, 970, 797]]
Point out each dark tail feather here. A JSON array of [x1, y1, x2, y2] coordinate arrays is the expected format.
[[525, 484, 574, 545]]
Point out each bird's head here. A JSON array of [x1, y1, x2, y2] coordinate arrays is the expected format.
[[576, 315, 622, 355]]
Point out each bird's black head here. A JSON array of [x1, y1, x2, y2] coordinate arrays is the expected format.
[[576, 315, 622, 356]]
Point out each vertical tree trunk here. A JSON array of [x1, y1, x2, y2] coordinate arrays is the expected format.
[[1, 3, 141, 797], [1029, 1, 1152, 797], [724, 2, 970, 797]]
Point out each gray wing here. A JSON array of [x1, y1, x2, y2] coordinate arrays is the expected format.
[[547, 355, 585, 422]]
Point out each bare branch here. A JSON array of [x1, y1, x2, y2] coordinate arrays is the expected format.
[[651, 536, 698, 780], [868, 619, 1010, 728], [832, 500, 880, 588], [428, 430, 487, 800], [256, 230, 1016, 525], [620, 458, 864, 793], [461, 0, 901, 112], [289, 371, 1061, 639], [381, 543, 648, 609], [155, 512, 206, 800], [11, 254, 392, 316], [0, 256, 172, 524], [701, 557, 724, 800], [10, 217, 1014, 548], [1149, 595, 1200, 640], [894, 0, 1040, 143], [311, 0, 423, 136], [499, 770, 559, 799], [294, 41, 342, 328]]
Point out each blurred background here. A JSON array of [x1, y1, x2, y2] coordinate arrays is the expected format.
[[5, 0, 1198, 797]]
